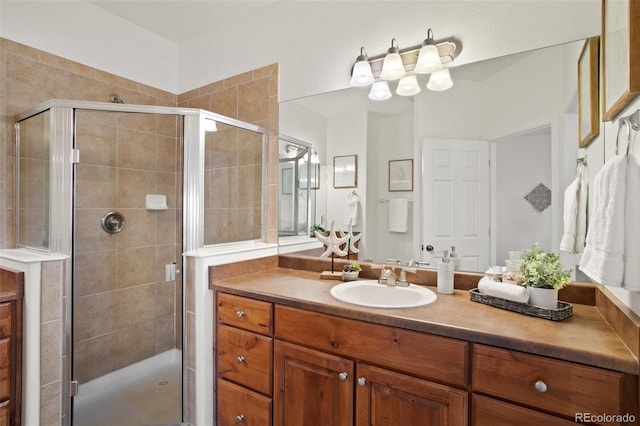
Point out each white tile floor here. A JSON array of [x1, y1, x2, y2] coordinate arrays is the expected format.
[[73, 349, 183, 426]]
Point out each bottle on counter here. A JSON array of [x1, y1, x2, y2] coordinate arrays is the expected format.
[[437, 250, 455, 295], [450, 245, 461, 271]]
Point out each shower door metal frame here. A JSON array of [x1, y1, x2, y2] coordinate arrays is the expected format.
[[15, 99, 267, 426]]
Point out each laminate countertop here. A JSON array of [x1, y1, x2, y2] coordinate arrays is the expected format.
[[211, 267, 639, 375]]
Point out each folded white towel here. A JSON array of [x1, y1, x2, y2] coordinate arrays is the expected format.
[[478, 277, 530, 303], [580, 156, 627, 287], [344, 192, 359, 227], [623, 155, 640, 290], [388, 198, 409, 233]]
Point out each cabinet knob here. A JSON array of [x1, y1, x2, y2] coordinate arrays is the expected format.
[[534, 380, 548, 393], [357, 377, 367, 387], [236, 356, 245, 364], [235, 414, 245, 423], [338, 372, 348, 381], [235, 310, 245, 318]]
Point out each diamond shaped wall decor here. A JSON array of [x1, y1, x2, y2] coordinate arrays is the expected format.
[[524, 183, 551, 212]]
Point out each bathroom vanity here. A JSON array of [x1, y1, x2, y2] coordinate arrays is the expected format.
[[0, 268, 23, 426], [211, 260, 639, 425]]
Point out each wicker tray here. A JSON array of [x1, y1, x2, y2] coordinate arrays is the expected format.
[[469, 288, 573, 321]]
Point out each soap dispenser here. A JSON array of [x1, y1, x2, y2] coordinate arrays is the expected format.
[[450, 245, 461, 271], [437, 250, 455, 294]]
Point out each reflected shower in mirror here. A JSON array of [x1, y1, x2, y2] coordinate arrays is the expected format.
[[279, 39, 588, 272], [278, 135, 320, 239]]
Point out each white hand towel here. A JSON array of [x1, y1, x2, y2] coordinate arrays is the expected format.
[[623, 155, 640, 291], [560, 177, 580, 253], [580, 155, 627, 287], [477, 277, 530, 303], [344, 192, 359, 227], [388, 198, 409, 233]]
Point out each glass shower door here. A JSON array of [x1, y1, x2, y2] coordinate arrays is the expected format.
[[71, 109, 183, 426]]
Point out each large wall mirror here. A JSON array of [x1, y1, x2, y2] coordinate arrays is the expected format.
[[279, 38, 589, 273]]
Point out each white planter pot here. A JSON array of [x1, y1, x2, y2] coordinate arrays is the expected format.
[[528, 286, 558, 309], [342, 271, 359, 281]]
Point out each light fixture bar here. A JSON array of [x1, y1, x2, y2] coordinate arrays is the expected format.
[[368, 41, 456, 79]]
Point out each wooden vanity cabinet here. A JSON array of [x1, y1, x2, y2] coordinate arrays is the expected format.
[[216, 293, 274, 426], [273, 305, 469, 426]]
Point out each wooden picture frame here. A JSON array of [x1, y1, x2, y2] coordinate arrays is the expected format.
[[602, 0, 640, 121], [578, 37, 600, 148], [388, 159, 414, 192], [333, 155, 357, 188]]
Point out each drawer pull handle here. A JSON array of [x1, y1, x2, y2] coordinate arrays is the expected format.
[[235, 310, 245, 318], [357, 377, 367, 387], [338, 372, 348, 381], [534, 380, 548, 393], [235, 414, 245, 423], [236, 356, 245, 364]]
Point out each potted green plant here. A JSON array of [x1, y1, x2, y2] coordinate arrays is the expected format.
[[520, 243, 572, 309], [342, 261, 362, 281], [310, 224, 326, 237]]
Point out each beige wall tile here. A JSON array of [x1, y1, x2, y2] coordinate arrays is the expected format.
[[117, 246, 155, 288], [115, 320, 155, 369], [74, 250, 117, 296], [74, 208, 117, 252], [74, 291, 118, 341], [237, 164, 262, 208], [205, 168, 237, 209], [117, 168, 156, 208], [39, 380, 61, 426], [115, 208, 155, 248], [74, 332, 119, 382], [210, 87, 238, 119], [41, 261, 62, 323], [238, 79, 270, 123], [117, 128, 157, 171], [155, 314, 175, 353], [40, 320, 62, 385], [75, 164, 116, 209], [155, 281, 175, 318]]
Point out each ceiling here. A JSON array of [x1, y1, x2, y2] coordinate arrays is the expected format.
[[87, 0, 281, 43]]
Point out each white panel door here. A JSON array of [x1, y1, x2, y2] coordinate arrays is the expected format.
[[422, 138, 490, 272]]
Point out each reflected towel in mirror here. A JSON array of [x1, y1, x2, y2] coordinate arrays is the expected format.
[[344, 191, 360, 226], [388, 198, 409, 233]]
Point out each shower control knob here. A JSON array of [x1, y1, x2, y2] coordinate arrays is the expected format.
[[236, 356, 245, 364], [235, 414, 245, 423], [235, 310, 245, 318]]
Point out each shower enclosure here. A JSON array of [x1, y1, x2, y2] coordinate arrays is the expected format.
[[14, 100, 266, 425]]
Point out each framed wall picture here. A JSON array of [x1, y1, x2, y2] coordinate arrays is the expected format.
[[388, 159, 414, 192], [578, 37, 600, 148], [602, 0, 640, 121], [333, 155, 357, 188]]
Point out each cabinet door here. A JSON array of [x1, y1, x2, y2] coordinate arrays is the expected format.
[[355, 363, 468, 426], [274, 340, 354, 426]]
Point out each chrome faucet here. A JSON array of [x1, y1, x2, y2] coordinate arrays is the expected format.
[[378, 267, 397, 286]]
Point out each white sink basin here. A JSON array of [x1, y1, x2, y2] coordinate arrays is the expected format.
[[330, 280, 437, 308]]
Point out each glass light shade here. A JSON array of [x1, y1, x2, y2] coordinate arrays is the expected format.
[[415, 44, 442, 74], [368, 81, 392, 101], [380, 52, 406, 80], [426, 68, 454, 91], [350, 60, 375, 86], [395, 75, 421, 96]]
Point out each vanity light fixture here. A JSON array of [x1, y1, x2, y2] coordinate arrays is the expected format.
[[380, 39, 407, 81], [349, 28, 458, 101], [350, 47, 375, 86], [415, 29, 443, 74], [368, 81, 392, 101]]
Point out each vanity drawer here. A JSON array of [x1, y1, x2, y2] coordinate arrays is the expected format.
[[0, 303, 11, 338], [217, 324, 272, 396], [274, 305, 469, 388], [217, 378, 271, 426], [472, 394, 576, 426], [472, 344, 626, 419], [217, 293, 272, 336], [0, 338, 10, 401]]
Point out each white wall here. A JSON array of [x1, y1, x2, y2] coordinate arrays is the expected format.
[[1, 1, 600, 100], [366, 112, 414, 263]]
